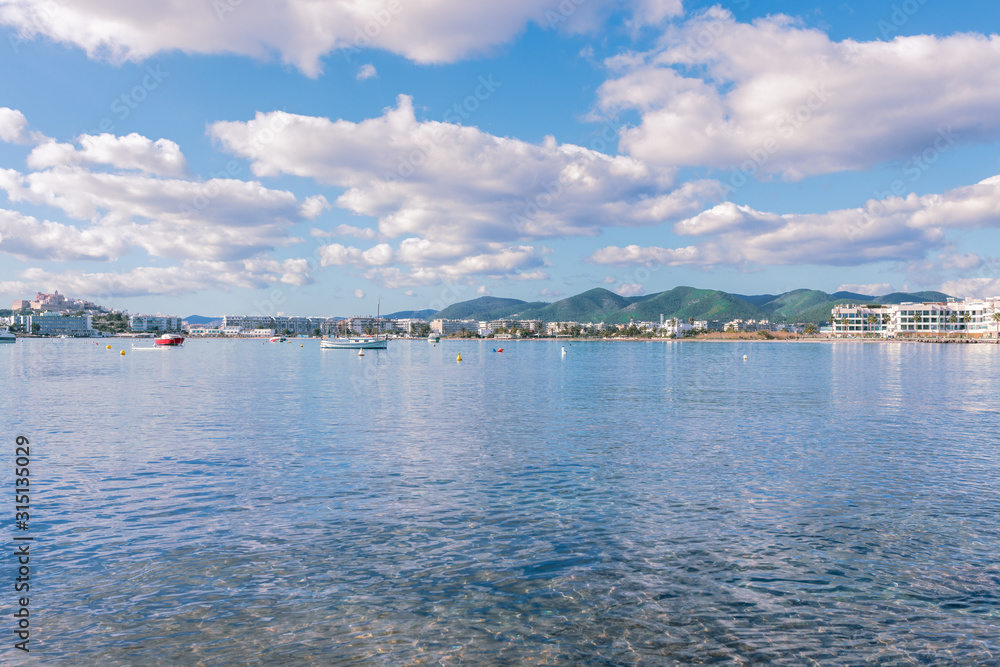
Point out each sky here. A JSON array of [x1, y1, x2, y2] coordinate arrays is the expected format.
[[1, 0, 1000, 317]]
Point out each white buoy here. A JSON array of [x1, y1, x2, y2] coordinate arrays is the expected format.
[[743, 354, 747, 361], [561, 346, 566, 356], [358, 349, 364, 357]]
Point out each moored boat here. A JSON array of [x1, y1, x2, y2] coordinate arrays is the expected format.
[[320, 336, 387, 349], [153, 333, 185, 346], [0, 328, 15, 344], [427, 333, 440, 343]]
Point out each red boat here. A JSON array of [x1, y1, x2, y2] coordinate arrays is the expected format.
[[153, 333, 185, 346]]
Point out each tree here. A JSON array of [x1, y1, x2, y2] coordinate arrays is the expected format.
[[804, 323, 819, 335], [312, 328, 321, 337]]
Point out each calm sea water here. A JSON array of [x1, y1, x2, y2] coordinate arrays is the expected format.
[[2, 338, 999, 664]]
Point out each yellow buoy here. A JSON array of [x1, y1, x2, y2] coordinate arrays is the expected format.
[[456, 353, 462, 362], [300, 344, 303, 347], [106, 344, 112, 349], [120, 350, 125, 356]]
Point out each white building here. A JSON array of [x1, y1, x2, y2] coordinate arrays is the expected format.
[[14, 313, 96, 336], [831, 298, 1000, 338], [431, 319, 479, 335], [130, 314, 183, 332]]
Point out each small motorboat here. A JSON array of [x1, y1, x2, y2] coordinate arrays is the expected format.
[[153, 333, 185, 347], [269, 336, 286, 343]]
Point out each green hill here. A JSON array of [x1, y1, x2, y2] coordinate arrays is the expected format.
[[433, 296, 544, 320], [622, 287, 769, 323], [875, 291, 951, 304], [425, 287, 957, 326], [516, 288, 634, 321]]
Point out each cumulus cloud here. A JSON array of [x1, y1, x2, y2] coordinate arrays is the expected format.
[[210, 95, 717, 284], [0, 107, 46, 144], [27, 133, 188, 176], [0, 0, 682, 77], [599, 9, 1000, 178], [588, 174, 1000, 270], [836, 283, 894, 296], [8, 258, 312, 298], [615, 283, 644, 296], [353, 288, 365, 299], [0, 166, 322, 262], [356, 64, 377, 81], [940, 278, 1000, 299], [0, 208, 130, 261], [310, 224, 377, 239]]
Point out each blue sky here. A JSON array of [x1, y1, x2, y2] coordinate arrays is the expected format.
[[1, 0, 999, 317]]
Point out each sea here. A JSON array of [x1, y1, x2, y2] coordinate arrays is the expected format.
[[2, 337, 999, 665]]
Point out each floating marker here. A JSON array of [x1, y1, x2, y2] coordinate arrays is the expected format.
[[743, 354, 748, 361], [456, 353, 462, 362], [561, 346, 566, 356], [358, 349, 364, 357], [120, 350, 125, 356], [106, 344, 112, 349], [300, 344, 303, 347]]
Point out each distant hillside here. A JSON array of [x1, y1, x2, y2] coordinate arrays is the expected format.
[[433, 296, 541, 320], [516, 288, 634, 321], [622, 287, 769, 323], [384, 309, 437, 320], [414, 287, 959, 327], [876, 291, 951, 304], [184, 315, 222, 325]]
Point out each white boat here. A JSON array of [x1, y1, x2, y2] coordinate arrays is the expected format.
[[427, 333, 440, 343], [0, 328, 15, 344], [321, 299, 389, 350], [320, 336, 387, 349]]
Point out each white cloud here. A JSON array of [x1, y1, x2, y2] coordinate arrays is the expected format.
[[0, 107, 46, 144], [836, 283, 894, 296], [27, 133, 188, 177], [590, 244, 701, 266], [539, 287, 564, 297], [8, 258, 312, 298], [0, 166, 316, 262], [588, 173, 1000, 270], [616, 283, 644, 296], [476, 285, 491, 295], [939, 278, 1000, 299], [310, 224, 377, 239], [210, 95, 717, 285], [0, 108, 29, 143], [0, 0, 682, 77], [353, 288, 365, 299], [0, 207, 130, 261], [599, 10, 1000, 178], [356, 64, 377, 81]]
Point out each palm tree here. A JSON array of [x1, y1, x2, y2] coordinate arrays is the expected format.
[[993, 312, 1000, 339], [867, 314, 878, 338]]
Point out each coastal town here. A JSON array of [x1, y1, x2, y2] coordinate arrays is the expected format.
[[5, 290, 1000, 340]]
